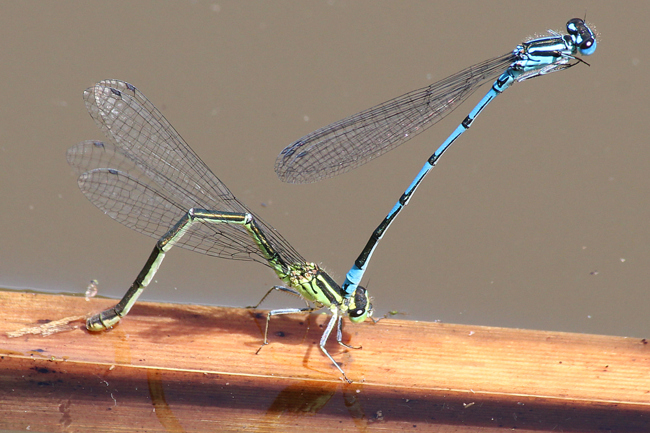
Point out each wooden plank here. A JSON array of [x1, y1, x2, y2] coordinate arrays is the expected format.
[[1, 289, 649, 432]]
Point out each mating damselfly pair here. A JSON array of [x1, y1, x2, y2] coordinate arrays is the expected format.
[[69, 18, 596, 382]]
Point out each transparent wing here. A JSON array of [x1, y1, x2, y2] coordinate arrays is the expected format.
[[68, 80, 305, 267], [276, 53, 516, 183]]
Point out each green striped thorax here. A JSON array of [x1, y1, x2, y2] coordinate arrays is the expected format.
[[282, 262, 372, 323], [238, 214, 371, 322]]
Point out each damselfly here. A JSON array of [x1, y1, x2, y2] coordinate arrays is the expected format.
[[67, 80, 372, 382], [276, 18, 597, 295]]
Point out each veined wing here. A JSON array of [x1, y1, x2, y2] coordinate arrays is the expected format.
[[276, 53, 515, 183], [68, 80, 305, 267]]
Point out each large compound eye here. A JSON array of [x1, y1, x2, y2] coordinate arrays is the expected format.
[[348, 287, 370, 322], [577, 33, 597, 56], [580, 38, 595, 52], [353, 287, 368, 311], [566, 18, 584, 36], [566, 18, 597, 56]]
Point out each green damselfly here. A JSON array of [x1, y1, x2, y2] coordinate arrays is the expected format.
[[67, 80, 372, 381]]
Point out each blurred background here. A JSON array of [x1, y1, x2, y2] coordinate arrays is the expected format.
[[0, 1, 647, 338]]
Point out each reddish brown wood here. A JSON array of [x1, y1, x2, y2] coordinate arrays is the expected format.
[[1, 290, 649, 432]]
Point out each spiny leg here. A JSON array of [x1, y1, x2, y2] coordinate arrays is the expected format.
[[247, 285, 311, 310], [336, 314, 362, 350], [319, 307, 352, 383], [250, 286, 357, 383], [248, 285, 315, 352], [255, 307, 319, 355]]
